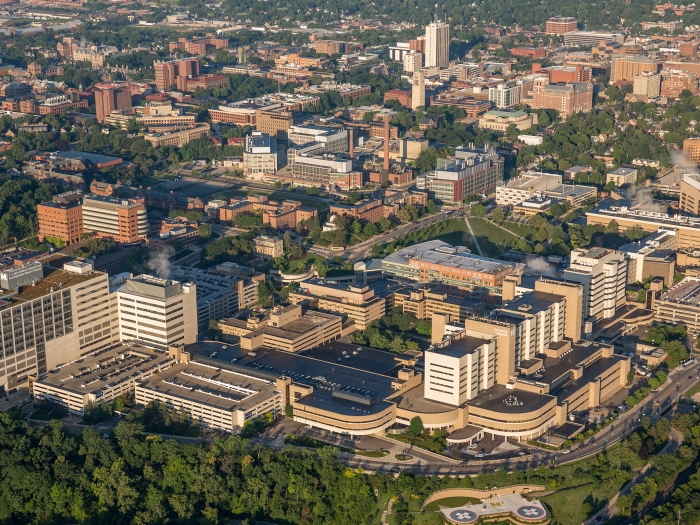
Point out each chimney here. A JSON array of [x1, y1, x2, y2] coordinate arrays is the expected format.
[[348, 128, 354, 159], [532, 63, 543, 74], [383, 114, 390, 171], [502, 275, 521, 302]]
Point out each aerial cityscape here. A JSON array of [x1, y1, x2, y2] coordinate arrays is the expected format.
[[3, 0, 700, 524]]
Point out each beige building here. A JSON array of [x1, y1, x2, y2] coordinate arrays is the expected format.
[[144, 123, 210, 147], [33, 342, 173, 415], [478, 109, 537, 132], [681, 173, 700, 215], [411, 69, 425, 110], [243, 132, 279, 177], [115, 274, 198, 348], [104, 102, 196, 129], [610, 55, 658, 83], [633, 71, 661, 98], [288, 279, 395, 330], [606, 167, 638, 187], [393, 286, 484, 322], [254, 235, 284, 258], [652, 277, 700, 336], [403, 50, 422, 73], [683, 138, 700, 163], [238, 305, 343, 352]]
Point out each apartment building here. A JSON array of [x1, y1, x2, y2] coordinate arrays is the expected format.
[[243, 132, 278, 177], [403, 50, 423, 73], [82, 195, 147, 244], [254, 235, 284, 258], [143, 123, 211, 147], [563, 248, 627, 327], [610, 55, 658, 83], [154, 58, 200, 91], [329, 199, 386, 223], [633, 71, 661, 98], [412, 69, 426, 110], [425, 21, 450, 68], [683, 138, 700, 163], [660, 69, 699, 98], [546, 16, 577, 34], [94, 84, 132, 123], [115, 274, 198, 347], [37, 191, 84, 245], [531, 77, 593, 117]]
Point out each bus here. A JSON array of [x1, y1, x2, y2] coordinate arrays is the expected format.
[[682, 357, 695, 368]]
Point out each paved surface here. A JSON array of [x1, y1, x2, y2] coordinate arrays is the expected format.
[[464, 217, 484, 256]]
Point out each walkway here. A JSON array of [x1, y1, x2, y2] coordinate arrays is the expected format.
[[464, 218, 484, 256], [584, 426, 683, 525], [493, 220, 534, 245]]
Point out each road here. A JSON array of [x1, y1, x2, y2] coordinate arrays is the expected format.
[[316, 209, 466, 261]]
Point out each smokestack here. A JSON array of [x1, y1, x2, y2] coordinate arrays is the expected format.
[[383, 114, 390, 172], [349, 128, 354, 159]]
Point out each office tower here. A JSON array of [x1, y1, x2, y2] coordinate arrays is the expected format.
[[425, 21, 449, 68], [115, 274, 198, 347], [563, 248, 627, 327], [81, 195, 148, 244], [632, 71, 661, 98], [0, 259, 115, 394], [488, 81, 521, 108], [94, 84, 132, 123], [412, 69, 425, 110], [37, 191, 84, 245], [403, 50, 423, 73]]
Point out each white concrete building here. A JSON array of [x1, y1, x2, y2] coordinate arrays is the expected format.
[[403, 50, 423, 73], [563, 248, 627, 327], [489, 82, 521, 109], [116, 274, 198, 348], [495, 172, 563, 206], [412, 69, 426, 110], [425, 21, 450, 69], [243, 132, 278, 177]]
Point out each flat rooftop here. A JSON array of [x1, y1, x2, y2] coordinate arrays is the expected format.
[[138, 361, 278, 412], [662, 277, 700, 305], [501, 290, 565, 316], [37, 343, 172, 395], [503, 173, 561, 192], [0, 264, 103, 311], [384, 240, 523, 275], [468, 384, 553, 414], [247, 310, 340, 340], [303, 341, 404, 375], [432, 335, 492, 359]]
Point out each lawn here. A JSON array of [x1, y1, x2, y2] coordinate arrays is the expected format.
[[29, 410, 57, 421], [388, 218, 476, 253], [468, 218, 519, 257], [423, 496, 481, 512], [541, 478, 624, 525], [499, 220, 540, 242]]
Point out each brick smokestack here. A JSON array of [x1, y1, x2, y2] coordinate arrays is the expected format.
[[383, 114, 390, 171], [348, 128, 354, 158]]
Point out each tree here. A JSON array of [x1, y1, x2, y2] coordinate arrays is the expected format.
[[538, 111, 551, 127], [416, 319, 432, 336], [492, 207, 505, 223], [198, 224, 212, 239], [363, 222, 378, 237], [470, 204, 486, 218], [408, 416, 424, 437], [274, 181, 282, 189]]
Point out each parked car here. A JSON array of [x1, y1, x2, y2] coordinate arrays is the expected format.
[[475, 452, 485, 458], [563, 448, 571, 454]]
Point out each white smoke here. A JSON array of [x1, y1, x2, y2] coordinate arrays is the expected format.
[[626, 185, 667, 214], [671, 150, 699, 176], [525, 257, 557, 277], [147, 245, 175, 279]]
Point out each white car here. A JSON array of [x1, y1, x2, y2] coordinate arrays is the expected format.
[[563, 448, 571, 454], [475, 452, 484, 458]]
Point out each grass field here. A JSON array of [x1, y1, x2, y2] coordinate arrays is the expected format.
[[499, 220, 540, 242], [541, 478, 623, 525], [423, 496, 481, 512], [468, 218, 519, 257], [388, 218, 476, 253]]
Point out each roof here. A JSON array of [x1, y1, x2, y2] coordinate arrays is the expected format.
[[431, 335, 492, 358]]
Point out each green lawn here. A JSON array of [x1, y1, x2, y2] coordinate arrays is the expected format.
[[468, 218, 519, 257], [423, 496, 480, 512], [388, 218, 476, 253], [541, 478, 624, 525], [499, 220, 540, 241]]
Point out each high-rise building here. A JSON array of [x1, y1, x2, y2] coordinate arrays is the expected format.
[[37, 191, 84, 245], [81, 195, 148, 244], [0, 259, 116, 395], [243, 132, 279, 176], [633, 71, 661, 98], [411, 69, 425, 110], [531, 77, 593, 117], [94, 84, 132, 123], [115, 274, 198, 347], [425, 21, 449, 69], [545, 16, 578, 35], [489, 81, 521, 108], [154, 58, 200, 91], [660, 69, 699, 98], [610, 55, 658, 83], [403, 50, 423, 73], [563, 248, 627, 329]]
